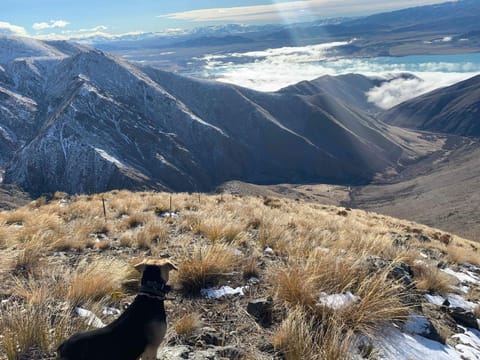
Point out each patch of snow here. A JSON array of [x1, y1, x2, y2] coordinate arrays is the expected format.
[[424, 293, 476, 310], [317, 292, 360, 310], [453, 328, 480, 359], [373, 326, 471, 360], [94, 148, 126, 169], [424, 294, 444, 306], [248, 277, 260, 284], [200, 286, 247, 299], [75, 307, 105, 328], [441, 267, 479, 284], [264, 247, 274, 255], [103, 307, 121, 316], [403, 313, 431, 335], [158, 211, 179, 218], [420, 252, 428, 258], [233, 249, 243, 256], [0, 85, 37, 107], [446, 294, 477, 310]]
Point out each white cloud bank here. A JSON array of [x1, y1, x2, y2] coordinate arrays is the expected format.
[[32, 20, 70, 31], [198, 41, 480, 107], [0, 21, 27, 36], [366, 73, 476, 109], [161, 0, 445, 23]]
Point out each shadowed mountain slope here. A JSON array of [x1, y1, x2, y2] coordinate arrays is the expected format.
[[0, 35, 438, 195], [382, 74, 480, 137]]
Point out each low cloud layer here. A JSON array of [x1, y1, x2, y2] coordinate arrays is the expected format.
[[198, 42, 480, 106], [0, 21, 27, 36], [32, 20, 70, 31], [366, 73, 476, 109], [161, 0, 445, 23]]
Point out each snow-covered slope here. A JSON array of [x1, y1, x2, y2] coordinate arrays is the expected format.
[[0, 35, 437, 195]]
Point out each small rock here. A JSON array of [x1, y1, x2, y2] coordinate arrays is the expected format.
[[215, 346, 245, 359], [448, 307, 479, 330], [414, 234, 431, 243], [257, 337, 275, 354], [388, 262, 414, 287], [247, 297, 273, 327], [197, 327, 221, 346], [157, 345, 192, 359]]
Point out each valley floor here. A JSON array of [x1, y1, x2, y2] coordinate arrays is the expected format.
[[223, 137, 480, 243]]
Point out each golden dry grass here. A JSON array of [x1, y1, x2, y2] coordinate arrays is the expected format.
[[474, 305, 480, 319], [272, 307, 353, 360], [411, 263, 457, 294], [173, 312, 202, 337], [447, 242, 480, 266], [0, 300, 89, 360], [64, 259, 131, 305], [0, 190, 477, 359], [176, 244, 240, 294]]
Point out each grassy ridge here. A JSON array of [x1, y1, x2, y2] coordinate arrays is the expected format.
[[0, 191, 478, 359]]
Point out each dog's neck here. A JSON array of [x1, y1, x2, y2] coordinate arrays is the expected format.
[[138, 280, 170, 300]]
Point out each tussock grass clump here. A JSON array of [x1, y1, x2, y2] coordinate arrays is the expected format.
[[474, 305, 480, 319], [177, 244, 239, 295], [257, 218, 291, 253], [272, 307, 353, 360], [1, 302, 50, 359], [195, 217, 243, 243], [130, 220, 169, 249], [273, 265, 318, 310], [338, 272, 410, 336], [10, 240, 45, 277], [65, 259, 130, 305], [124, 211, 149, 229], [0, 301, 89, 359], [1, 208, 28, 226], [272, 307, 321, 360], [242, 256, 260, 279], [174, 312, 202, 338], [447, 242, 480, 266], [11, 276, 52, 305], [411, 263, 457, 294], [272, 258, 411, 343]]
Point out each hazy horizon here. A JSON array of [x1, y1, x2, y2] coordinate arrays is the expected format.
[[1, 0, 448, 40]]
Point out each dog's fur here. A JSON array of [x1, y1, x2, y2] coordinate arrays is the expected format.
[[57, 259, 177, 360]]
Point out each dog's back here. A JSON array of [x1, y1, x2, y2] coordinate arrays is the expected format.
[[58, 295, 165, 360], [57, 259, 176, 360]]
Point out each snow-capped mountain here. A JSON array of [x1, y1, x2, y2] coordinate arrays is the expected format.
[[0, 35, 434, 195]]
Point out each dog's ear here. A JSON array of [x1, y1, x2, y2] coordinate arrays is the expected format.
[[134, 260, 147, 273], [165, 260, 178, 271]]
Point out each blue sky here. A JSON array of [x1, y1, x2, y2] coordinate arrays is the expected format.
[[0, 0, 447, 39]]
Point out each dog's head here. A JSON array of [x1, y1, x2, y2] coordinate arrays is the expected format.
[[134, 259, 178, 285]]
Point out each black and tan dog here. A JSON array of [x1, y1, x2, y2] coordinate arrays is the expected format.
[[57, 259, 177, 360]]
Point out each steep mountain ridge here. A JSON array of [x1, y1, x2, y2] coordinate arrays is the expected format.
[[0, 35, 439, 195], [382, 74, 480, 137]]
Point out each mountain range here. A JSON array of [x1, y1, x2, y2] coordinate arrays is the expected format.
[[0, 34, 438, 196]]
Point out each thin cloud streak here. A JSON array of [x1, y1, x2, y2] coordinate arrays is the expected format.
[[160, 0, 446, 23]]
